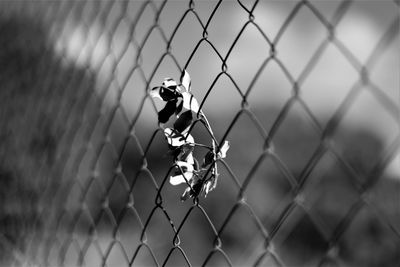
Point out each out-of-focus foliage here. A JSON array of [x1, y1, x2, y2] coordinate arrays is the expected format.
[[0, 10, 97, 266]]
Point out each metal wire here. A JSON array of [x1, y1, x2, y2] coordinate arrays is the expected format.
[[1, 0, 399, 266]]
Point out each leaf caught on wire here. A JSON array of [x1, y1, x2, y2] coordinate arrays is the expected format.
[[180, 69, 191, 92], [151, 70, 230, 201], [173, 110, 193, 133], [158, 100, 178, 123]]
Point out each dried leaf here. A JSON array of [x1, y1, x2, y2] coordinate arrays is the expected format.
[[193, 157, 200, 171], [170, 161, 194, 185], [158, 100, 177, 123], [164, 128, 194, 147], [202, 150, 214, 167], [179, 146, 195, 162], [173, 110, 193, 133], [218, 140, 230, 159], [182, 92, 199, 113], [180, 187, 191, 201], [175, 98, 184, 115], [159, 86, 181, 101], [191, 177, 204, 197], [204, 174, 218, 196], [162, 78, 178, 89], [180, 69, 191, 92], [150, 87, 163, 100]]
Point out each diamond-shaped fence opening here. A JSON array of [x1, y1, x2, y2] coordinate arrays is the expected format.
[[0, 1, 399, 266]]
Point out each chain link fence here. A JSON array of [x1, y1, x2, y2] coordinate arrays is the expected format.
[[0, 0, 399, 266]]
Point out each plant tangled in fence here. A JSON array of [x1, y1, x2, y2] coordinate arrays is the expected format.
[[151, 70, 229, 201]]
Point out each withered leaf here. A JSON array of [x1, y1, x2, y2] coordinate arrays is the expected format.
[[173, 110, 193, 133]]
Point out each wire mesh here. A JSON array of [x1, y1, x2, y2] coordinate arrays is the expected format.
[[0, 0, 399, 266]]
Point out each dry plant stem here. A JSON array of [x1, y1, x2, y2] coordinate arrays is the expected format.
[[192, 143, 213, 149], [199, 110, 218, 186]]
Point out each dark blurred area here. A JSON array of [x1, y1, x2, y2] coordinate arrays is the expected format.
[[0, 1, 399, 267], [0, 11, 96, 266]]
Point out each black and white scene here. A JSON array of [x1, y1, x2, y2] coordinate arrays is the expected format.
[[0, 1, 399, 266]]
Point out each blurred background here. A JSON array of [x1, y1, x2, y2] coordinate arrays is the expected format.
[[0, 0, 399, 266]]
